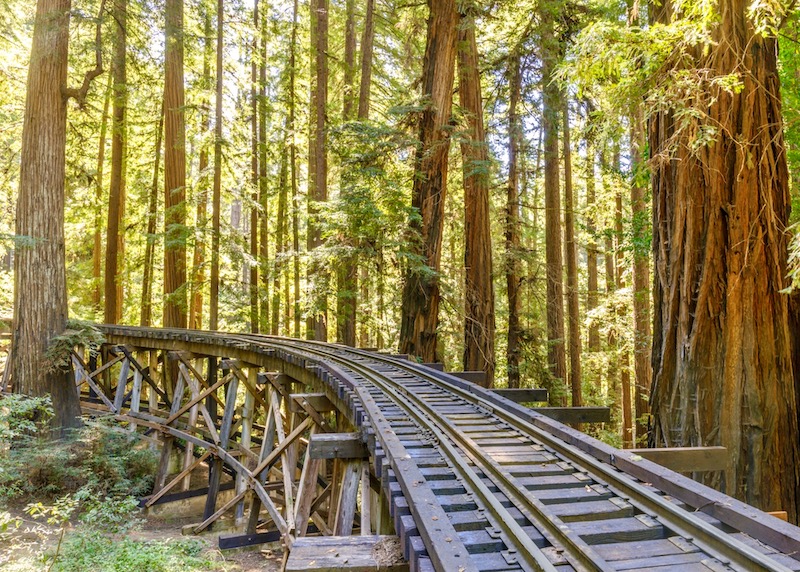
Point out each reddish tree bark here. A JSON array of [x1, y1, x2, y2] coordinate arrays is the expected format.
[[398, 0, 459, 361], [457, 7, 495, 386], [650, 0, 800, 520]]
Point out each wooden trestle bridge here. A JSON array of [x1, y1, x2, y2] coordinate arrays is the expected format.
[[64, 325, 800, 571]]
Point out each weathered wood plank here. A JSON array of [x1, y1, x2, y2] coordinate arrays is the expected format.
[[448, 371, 486, 385], [309, 433, 368, 460], [627, 446, 727, 473], [288, 393, 335, 413], [531, 407, 610, 424], [492, 388, 549, 402], [333, 460, 361, 535], [285, 536, 407, 572]]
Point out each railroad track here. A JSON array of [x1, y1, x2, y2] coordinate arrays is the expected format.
[[87, 326, 800, 572]]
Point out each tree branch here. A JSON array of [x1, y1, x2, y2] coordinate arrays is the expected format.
[[62, 0, 107, 107]]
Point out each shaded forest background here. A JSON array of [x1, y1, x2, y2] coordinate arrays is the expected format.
[[2, 0, 800, 454]]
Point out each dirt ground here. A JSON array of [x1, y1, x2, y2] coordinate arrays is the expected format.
[[0, 508, 283, 572]]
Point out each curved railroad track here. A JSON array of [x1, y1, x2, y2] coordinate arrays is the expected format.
[[79, 325, 800, 572]]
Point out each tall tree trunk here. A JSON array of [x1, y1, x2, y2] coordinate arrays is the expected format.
[[615, 185, 633, 448], [12, 0, 82, 429], [141, 108, 163, 327], [307, 0, 328, 341], [398, 0, 458, 361], [163, 0, 187, 328], [189, 10, 212, 331], [457, 7, 494, 386], [249, 0, 259, 333], [505, 51, 523, 389], [541, 17, 567, 404], [337, 0, 357, 347], [585, 103, 600, 357], [356, 0, 375, 348], [290, 0, 301, 338], [208, 0, 223, 330], [104, 0, 127, 325], [563, 100, 581, 406], [93, 76, 112, 313], [650, 0, 800, 520], [258, 2, 269, 334], [274, 134, 288, 335], [630, 107, 651, 444], [604, 218, 618, 428], [357, 0, 375, 120]]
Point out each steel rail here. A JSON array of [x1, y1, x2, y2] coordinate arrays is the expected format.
[[92, 327, 800, 571], [309, 343, 794, 572]]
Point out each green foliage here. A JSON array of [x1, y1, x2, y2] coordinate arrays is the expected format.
[[51, 533, 230, 572], [0, 412, 157, 506], [0, 394, 54, 442], [43, 320, 104, 374]]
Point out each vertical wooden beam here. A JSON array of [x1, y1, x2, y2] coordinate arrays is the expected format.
[[294, 426, 322, 536], [179, 363, 200, 491], [246, 386, 278, 534], [129, 366, 142, 432], [203, 373, 239, 523], [360, 461, 371, 535], [153, 365, 186, 493], [236, 366, 257, 521], [334, 460, 361, 535], [112, 353, 131, 413]]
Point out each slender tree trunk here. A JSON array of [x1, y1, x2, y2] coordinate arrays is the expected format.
[[630, 107, 651, 443], [189, 11, 212, 331], [141, 108, 163, 327], [541, 16, 567, 404], [93, 76, 112, 313], [457, 7, 494, 386], [337, 0, 357, 347], [274, 134, 288, 335], [12, 0, 82, 429], [357, 0, 375, 119], [615, 185, 633, 448], [398, 0, 458, 361], [307, 0, 328, 341], [563, 100, 581, 407], [163, 0, 187, 328], [208, 0, 223, 330], [650, 0, 800, 520], [505, 52, 523, 389], [585, 103, 600, 357], [258, 2, 269, 334], [356, 0, 375, 348], [249, 0, 259, 333], [290, 0, 301, 338], [604, 218, 618, 426], [104, 0, 127, 324]]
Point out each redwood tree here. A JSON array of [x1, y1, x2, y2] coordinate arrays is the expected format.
[[12, 0, 82, 429], [163, 0, 188, 328], [398, 0, 459, 361], [457, 5, 495, 386], [649, 0, 800, 520]]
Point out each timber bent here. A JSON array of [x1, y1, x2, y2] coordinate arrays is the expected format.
[[66, 325, 800, 571]]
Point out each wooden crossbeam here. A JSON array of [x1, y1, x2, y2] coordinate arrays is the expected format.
[[492, 388, 549, 403], [250, 416, 314, 479], [288, 393, 335, 414], [309, 433, 367, 460], [145, 451, 212, 508], [532, 406, 610, 423], [194, 490, 247, 534], [449, 371, 486, 385], [628, 447, 728, 473]]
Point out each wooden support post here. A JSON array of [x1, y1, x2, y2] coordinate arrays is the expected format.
[[376, 486, 393, 534], [236, 366, 258, 521], [246, 387, 279, 534], [129, 367, 143, 432], [153, 367, 187, 493], [203, 374, 239, 523], [360, 461, 371, 535], [179, 363, 200, 491], [112, 354, 131, 413], [334, 460, 361, 535], [294, 426, 322, 537]]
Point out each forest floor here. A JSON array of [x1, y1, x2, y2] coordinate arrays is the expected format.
[[0, 507, 283, 571]]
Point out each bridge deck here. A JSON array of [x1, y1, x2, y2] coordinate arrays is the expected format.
[[67, 325, 800, 572]]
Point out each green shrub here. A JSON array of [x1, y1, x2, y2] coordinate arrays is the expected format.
[[51, 533, 231, 572]]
